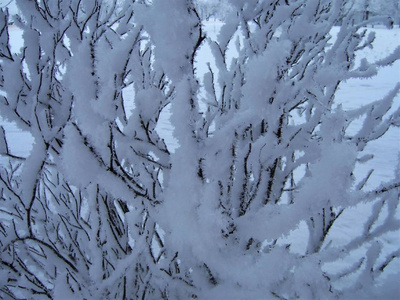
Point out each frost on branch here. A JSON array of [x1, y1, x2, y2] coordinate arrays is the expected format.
[[0, 0, 399, 299]]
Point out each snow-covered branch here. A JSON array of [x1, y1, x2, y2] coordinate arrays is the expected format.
[[0, 0, 399, 298]]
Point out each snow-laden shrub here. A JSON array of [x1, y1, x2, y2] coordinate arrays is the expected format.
[[0, 0, 399, 298]]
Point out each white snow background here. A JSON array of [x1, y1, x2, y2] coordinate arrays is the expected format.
[[2, 22, 399, 187], [1, 20, 399, 296]]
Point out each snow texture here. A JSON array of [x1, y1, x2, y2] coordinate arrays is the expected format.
[[0, 0, 399, 299]]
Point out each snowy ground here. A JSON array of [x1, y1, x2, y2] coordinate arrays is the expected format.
[[1, 20, 399, 291]]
